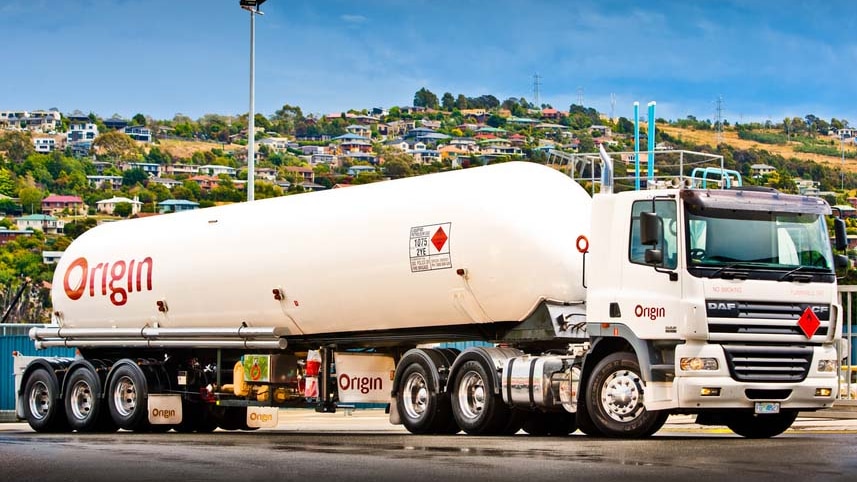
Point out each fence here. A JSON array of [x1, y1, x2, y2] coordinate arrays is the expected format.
[[0, 328, 75, 411]]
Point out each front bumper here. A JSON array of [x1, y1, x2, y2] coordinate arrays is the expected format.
[[670, 342, 839, 410]]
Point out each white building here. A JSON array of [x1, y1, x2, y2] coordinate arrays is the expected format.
[[68, 122, 99, 143], [96, 196, 143, 216], [33, 137, 57, 153]]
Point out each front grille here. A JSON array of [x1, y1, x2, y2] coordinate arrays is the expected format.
[[706, 300, 831, 342], [722, 344, 812, 382], [745, 389, 793, 400]]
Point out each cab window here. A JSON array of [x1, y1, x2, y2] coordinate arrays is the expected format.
[[629, 200, 678, 270]]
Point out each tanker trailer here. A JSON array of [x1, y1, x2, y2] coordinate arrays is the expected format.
[[17, 158, 848, 439], [19, 161, 594, 435]]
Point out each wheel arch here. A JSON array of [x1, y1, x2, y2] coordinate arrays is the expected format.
[[19, 358, 73, 403]]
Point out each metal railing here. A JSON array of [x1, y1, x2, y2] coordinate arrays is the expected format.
[[839, 286, 856, 400]]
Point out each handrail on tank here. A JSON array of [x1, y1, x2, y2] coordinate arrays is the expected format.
[[29, 325, 291, 341]]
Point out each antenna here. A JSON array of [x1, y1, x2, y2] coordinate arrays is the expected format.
[[610, 93, 616, 121], [533, 73, 541, 108], [715, 95, 724, 144], [576, 87, 584, 107]]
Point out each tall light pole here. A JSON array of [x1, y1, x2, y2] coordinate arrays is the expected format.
[[240, 0, 266, 202], [843, 134, 846, 192]]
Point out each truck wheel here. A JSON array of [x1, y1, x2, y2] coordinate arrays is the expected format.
[[522, 411, 576, 436], [724, 410, 797, 438], [64, 366, 116, 432], [107, 362, 149, 431], [450, 359, 510, 435], [396, 357, 453, 434], [23, 368, 68, 433], [585, 352, 668, 438]]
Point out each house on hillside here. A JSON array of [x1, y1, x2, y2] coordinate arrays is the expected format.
[[16, 214, 64, 234], [41, 195, 85, 216], [124, 126, 152, 142], [96, 196, 143, 216], [750, 163, 776, 178], [87, 175, 123, 190], [159, 199, 199, 214], [0, 228, 33, 245], [33, 137, 57, 153]]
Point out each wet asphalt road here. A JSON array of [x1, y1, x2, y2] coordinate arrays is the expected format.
[[2, 424, 857, 482]]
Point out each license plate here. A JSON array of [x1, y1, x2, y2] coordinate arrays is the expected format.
[[754, 402, 780, 414]]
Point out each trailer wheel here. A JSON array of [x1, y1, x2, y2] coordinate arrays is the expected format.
[[107, 362, 149, 431], [450, 359, 510, 435], [396, 356, 453, 434], [585, 352, 668, 438], [724, 410, 797, 438], [23, 368, 68, 433], [64, 366, 116, 433], [522, 411, 576, 436]]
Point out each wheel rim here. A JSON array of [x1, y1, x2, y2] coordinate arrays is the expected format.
[[70, 379, 94, 421], [456, 371, 486, 420], [28, 381, 51, 421], [402, 372, 428, 420], [113, 375, 137, 417], [600, 369, 645, 422]]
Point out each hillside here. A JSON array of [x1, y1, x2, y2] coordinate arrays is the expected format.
[[152, 138, 243, 160], [659, 125, 857, 173]]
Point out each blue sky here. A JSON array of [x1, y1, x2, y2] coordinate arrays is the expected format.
[[2, 0, 856, 124]]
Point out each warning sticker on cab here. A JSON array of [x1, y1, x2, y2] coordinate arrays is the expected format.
[[410, 223, 452, 272]]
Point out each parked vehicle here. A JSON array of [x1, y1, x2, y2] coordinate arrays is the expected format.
[[15, 150, 849, 438]]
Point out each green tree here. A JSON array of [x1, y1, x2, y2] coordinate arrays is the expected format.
[[122, 168, 149, 187], [93, 130, 139, 161], [441, 92, 455, 111], [64, 217, 99, 239], [413, 88, 439, 109], [113, 202, 133, 218], [456, 94, 468, 110], [0, 168, 15, 196], [132, 113, 147, 126], [0, 131, 35, 163], [18, 186, 44, 215]]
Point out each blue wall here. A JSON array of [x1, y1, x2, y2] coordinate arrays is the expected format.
[[0, 334, 75, 410]]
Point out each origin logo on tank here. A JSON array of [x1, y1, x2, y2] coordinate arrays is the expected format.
[[62, 256, 154, 306]]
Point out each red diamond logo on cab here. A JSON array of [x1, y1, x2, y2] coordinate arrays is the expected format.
[[431, 227, 448, 251], [797, 307, 820, 339]]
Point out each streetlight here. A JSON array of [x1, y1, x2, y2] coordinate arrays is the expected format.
[[240, 0, 266, 202]]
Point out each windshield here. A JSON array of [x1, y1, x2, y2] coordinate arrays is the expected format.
[[686, 204, 835, 281]]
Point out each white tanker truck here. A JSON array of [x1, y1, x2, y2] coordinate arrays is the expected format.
[[15, 155, 850, 438]]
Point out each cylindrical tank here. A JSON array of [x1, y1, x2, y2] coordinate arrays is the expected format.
[[51, 162, 591, 335]]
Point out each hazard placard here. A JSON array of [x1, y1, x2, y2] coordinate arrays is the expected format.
[[410, 223, 452, 272]]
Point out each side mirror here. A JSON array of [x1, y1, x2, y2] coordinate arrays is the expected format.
[[835, 254, 849, 270], [834, 218, 848, 252], [645, 249, 663, 265], [640, 212, 660, 246]]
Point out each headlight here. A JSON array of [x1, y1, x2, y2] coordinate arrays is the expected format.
[[680, 357, 719, 371], [817, 360, 837, 372]]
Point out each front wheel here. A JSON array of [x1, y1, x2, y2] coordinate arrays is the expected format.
[[724, 410, 797, 438], [585, 352, 668, 438]]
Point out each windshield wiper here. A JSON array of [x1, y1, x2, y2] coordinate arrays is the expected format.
[[777, 265, 830, 282], [707, 263, 757, 279]]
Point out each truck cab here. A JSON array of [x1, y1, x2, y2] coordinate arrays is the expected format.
[[585, 185, 845, 437]]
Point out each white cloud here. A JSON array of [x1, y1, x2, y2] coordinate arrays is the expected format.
[[340, 14, 366, 24]]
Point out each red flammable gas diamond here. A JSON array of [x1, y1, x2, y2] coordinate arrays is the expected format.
[[797, 307, 820, 339], [431, 227, 448, 252]]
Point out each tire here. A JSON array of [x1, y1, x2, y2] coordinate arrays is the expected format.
[[584, 352, 668, 438], [22, 368, 68, 433], [107, 362, 150, 431], [64, 365, 116, 433], [522, 411, 576, 436], [396, 357, 454, 434], [450, 359, 512, 435], [724, 410, 798, 438], [215, 407, 248, 431]]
